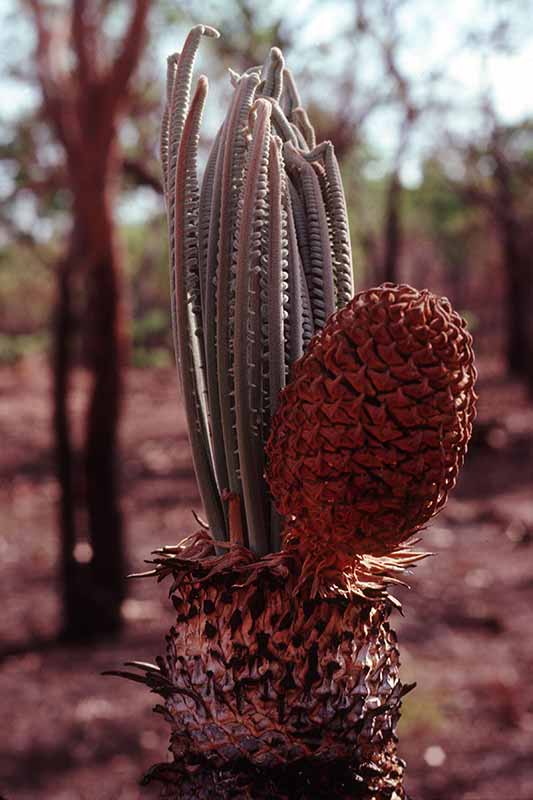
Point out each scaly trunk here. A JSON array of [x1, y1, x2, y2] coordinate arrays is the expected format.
[[117, 531, 410, 800], [156, 755, 405, 800]]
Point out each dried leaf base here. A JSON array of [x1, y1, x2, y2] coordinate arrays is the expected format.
[[123, 532, 412, 800]]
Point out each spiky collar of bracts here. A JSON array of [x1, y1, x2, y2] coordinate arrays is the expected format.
[[132, 528, 427, 607]]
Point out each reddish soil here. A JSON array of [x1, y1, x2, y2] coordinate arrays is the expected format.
[[1, 356, 532, 800]]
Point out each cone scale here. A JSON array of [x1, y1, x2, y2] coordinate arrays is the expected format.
[[108, 26, 477, 800]]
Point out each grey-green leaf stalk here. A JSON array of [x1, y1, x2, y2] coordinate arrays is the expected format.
[[161, 28, 355, 555]]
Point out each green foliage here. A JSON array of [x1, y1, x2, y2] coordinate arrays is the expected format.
[[131, 346, 172, 368], [460, 309, 479, 333], [0, 332, 49, 364], [407, 158, 478, 265], [132, 308, 169, 342], [399, 688, 448, 735], [0, 242, 54, 334]]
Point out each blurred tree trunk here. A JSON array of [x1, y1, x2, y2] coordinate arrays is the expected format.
[[499, 219, 528, 378], [492, 149, 530, 378], [69, 157, 126, 637], [383, 170, 402, 284], [53, 252, 78, 635], [27, 0, 150, 640]]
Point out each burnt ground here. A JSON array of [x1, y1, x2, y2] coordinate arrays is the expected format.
[[1, 356, 532, 800]]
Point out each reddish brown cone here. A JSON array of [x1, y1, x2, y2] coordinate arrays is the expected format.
[[266, 283, 477, 556]]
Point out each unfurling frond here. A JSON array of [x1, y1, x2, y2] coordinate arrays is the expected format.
[[173, 76, 226, 541], [162, 28, 355, 553], [234, 100, 272, 555]]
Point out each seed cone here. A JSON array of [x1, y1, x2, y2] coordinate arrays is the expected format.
[[124, 531, 410, 800], [267, 283, 477, 557]]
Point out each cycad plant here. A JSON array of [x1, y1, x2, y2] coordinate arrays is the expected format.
[[109, 25, 477, 799]]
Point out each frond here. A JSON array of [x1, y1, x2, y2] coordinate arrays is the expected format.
[[260, 47, 284, 101], [284, 142, 335, 329], [215, 73, 261, 505], [291, 107, 316, 150], [173, 76, 226, 541], [233, 99, 272, 555]]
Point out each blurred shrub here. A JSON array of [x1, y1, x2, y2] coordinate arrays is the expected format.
[[132, 346, 172, 368], [0, 243, 54, 334], [0, 332, 49, 364], [399, 688, 448, 735], [131, 308, 169, 347], [131, 307, 172, 368]]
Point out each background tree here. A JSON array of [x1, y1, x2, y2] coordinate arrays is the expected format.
[[23, 0, 151, 640]]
